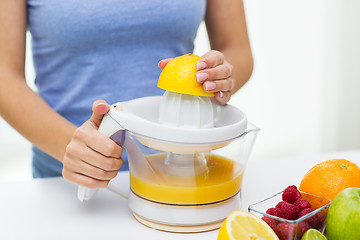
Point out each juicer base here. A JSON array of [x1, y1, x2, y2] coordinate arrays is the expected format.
[[129, 191, 241, 232], [133, 213, 223, 233]]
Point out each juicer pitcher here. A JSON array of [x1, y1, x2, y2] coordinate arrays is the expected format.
[[125, 124, 259, 232], [77, 96, 259, 232]]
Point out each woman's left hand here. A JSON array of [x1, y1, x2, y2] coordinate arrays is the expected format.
[[158, 50, 234, 105]]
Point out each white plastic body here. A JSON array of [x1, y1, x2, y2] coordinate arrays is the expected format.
[[77, 96, 247, 202], [114, 96, 247, 144], [128, 192, 241, 226], [159, 91, 214, 128]]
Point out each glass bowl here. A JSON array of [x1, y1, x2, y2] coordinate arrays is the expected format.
[[248, 191, 331, 240]]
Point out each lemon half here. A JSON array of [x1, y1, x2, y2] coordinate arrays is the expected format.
[[217, 211, 279, 240], [157, 53, 214, 97]]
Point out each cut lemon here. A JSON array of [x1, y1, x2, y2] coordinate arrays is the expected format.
[[157, 53, 214, 97], [217, 211, 279, 240], [301, 229, 326, 240]]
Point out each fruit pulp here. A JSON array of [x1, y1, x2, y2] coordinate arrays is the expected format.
[[130, 153, 243, 205]]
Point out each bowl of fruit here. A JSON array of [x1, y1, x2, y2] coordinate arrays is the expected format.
[[248, 185, 331, 240]]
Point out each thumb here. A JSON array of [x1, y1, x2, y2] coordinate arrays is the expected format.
[[90, 100, 110, 128]]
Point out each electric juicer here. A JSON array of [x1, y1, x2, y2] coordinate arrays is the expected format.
[[77, 56, 259, 233]]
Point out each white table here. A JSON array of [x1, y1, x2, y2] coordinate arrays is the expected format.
[[1, 150, 359, 240]]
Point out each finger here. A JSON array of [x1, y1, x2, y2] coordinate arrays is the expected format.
[[82, 147, 123, 171], [211, 91, 232, 105], [78, 162, 119, 181], [62, 168, 110, 189], [158, 58, 173, 70], [66, 141, 123, 171], [197, 63, 233, 83], [91, 100, 110, 128], [72, 125, 123, 159], [64, 151, 119, 181], [197, 50, 224, 70], [203, 77, 234, 93]]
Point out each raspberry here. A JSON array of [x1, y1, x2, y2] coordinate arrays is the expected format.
[[298, 207, 313, 218], [266, 207, 282, 218], [295, 221, 311, 238], [298, 208, 324, 228], [277, 222, 296, 240], [294, 198, 311, 211], [262, 216, 278, 235], [275, 201, 287, 210], [278, 201, 300, 220], [282, 185, 301, 204], [309, 213, 326, 230]]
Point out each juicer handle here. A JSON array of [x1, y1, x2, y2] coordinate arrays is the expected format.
[[77, 106, 125, 202]]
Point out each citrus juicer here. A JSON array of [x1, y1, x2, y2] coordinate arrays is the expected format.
[[77, 54, 259, 232], [77, 93, 259, 232]]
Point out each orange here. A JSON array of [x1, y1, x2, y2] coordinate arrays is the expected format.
[[157, 53, 214, 97], [299, 159, 360, 210], [217, 211, 278, 240]]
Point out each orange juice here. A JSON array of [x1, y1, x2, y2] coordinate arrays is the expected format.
[[130, 153, 243, 205]]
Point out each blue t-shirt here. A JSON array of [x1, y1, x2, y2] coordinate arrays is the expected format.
[[27, 0, 206, 177]]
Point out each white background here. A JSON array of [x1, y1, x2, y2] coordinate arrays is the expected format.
[[1, 0, 360, 181]]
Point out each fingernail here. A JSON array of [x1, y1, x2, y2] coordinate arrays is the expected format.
[[96, 102, 108, 111], [196, 72, 209, 82], [96, 102, 107, 107], [158, 60, 163, 68], [204, 81, 216, 91], [218, 91, 224, 98], [197, 61, 207, 70]]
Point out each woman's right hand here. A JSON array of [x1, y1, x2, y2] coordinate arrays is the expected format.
[[62, 100, 123, 188]]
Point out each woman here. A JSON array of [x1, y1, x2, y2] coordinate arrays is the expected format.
[[0, 0, 253, 188]]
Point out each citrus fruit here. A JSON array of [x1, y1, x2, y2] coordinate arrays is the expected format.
[[217, 210, 278, 240], [157, 53, 214, 96], [299, 159, 360, 210], [301, 229, 326, 240]]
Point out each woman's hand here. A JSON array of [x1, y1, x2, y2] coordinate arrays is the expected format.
[[195, 50, 234, 104], [158, 50, 234, 105], [62, 100, 123, 188]]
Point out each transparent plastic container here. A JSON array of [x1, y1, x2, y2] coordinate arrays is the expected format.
[[248, 191, 331, 240], [125, 123, 259, 232]]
